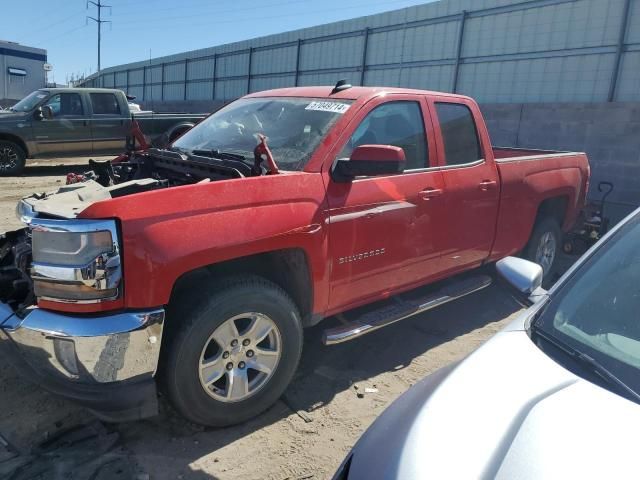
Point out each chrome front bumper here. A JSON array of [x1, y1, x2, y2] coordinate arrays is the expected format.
[[0, 302, 164, 421]]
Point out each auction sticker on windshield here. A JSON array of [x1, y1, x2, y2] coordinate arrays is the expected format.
[[305, 101, 350, 114]]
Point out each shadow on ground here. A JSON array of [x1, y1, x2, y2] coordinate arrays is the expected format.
[[18, 163, 90, 178], [0, 273, 533, 479]]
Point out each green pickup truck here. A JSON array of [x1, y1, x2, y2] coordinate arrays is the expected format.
[[0, 88, 207, 175]]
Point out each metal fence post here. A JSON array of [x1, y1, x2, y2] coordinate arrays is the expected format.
[[452, 10, 467, 93], [161, 63, 165, 101], [212, 54, 217, 100], [247, 48, 253, 94], [294, 39, 302, 86], [142, 67, 146, 101], [360, 28, 370, 86], [608, 0, 632, 102], [184, 59, 189, 101]]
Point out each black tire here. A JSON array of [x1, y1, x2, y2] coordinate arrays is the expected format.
[[524, 216, 562, 281], [162, 275, 303, 426], [0, 140, 26, 176]]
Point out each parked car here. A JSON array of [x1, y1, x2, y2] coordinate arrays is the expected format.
[[333, 206, 640, 480], [0, 84, 589, 426], [0, 88, 206, 175]]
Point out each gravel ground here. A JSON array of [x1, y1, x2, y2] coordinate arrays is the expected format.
[[0, 158, 574, 480]]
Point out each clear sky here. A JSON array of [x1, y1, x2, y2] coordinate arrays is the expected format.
[[2, 0, 435, 84]]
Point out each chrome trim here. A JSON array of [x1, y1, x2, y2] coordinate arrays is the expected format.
[[323, 275, 492, 345], [29, 218, 122, 304], [495, 152, 583, 163], [436, 158, 485, 170], [15, 199, 37, 224], [1, 305, 164, 383]]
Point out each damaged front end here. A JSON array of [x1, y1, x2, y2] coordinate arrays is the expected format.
[[0, 228, 34, 317], [0, 191, 165, 423]]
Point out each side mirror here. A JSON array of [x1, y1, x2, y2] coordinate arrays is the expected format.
[[496, 256, 544, 295], [332, 145, 405, 182], [41, 105, 54, 120], [34, 107, 44, 120]]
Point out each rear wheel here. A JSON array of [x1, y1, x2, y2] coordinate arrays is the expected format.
[[162, 276, 303, 426], [524, 217, 561, 281], [0, 141, 26, 176]]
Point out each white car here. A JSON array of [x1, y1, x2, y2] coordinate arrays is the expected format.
[[335, 207, 640, 480]]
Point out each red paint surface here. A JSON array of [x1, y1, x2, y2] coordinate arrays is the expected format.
[[46, 87, 589, 316]]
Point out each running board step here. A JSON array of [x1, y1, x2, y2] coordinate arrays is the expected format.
[[322, 274, 492, 345]]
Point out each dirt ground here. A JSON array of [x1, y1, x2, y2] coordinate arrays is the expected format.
[[0, 158, 568, 480]]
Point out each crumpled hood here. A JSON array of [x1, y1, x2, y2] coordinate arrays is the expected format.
[[346, 312, 640, 479], [21, 179, 159, 219]]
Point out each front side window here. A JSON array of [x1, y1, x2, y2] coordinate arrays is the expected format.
[[173, 97, 351, 171], [90, 93, 121, 115], [535, 214, 640, 399], [11, 90, 48, 112], [435, 102, 482, 166], [44, 93, 84, 117], [339, 101, 428, 170]]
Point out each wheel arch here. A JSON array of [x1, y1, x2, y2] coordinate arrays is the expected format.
[[166, 122, 194, 143], [0, 133, 29, 157], [167, 248, 316, 328], [535, 195, 569, 228]]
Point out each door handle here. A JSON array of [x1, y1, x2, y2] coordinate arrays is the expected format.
[[419, 187, 444, 200], [478, 180, 497, 191]]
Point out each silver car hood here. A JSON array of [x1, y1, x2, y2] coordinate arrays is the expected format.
[[346, 313, 640, 479]]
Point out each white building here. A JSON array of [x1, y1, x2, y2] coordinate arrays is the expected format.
[[0, 40, 47, 106]]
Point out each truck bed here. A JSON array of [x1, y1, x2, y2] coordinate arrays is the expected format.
[[493, 146, 578, 160], [489, 147, 590, 261]]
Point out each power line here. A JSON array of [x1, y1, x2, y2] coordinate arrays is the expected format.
[[86, 0, 112, 73]]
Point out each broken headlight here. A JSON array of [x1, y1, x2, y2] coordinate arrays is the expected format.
[[30, 219, 121, 303]]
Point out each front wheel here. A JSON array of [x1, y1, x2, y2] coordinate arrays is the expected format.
[[524, 217, 561, 281], [162, 276, 303, 426], [0, 140, 26, 176]]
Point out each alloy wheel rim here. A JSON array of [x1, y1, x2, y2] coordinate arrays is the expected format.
[[535, 231, 556, 274], [198, 312, 282, 403], [0, 146, 18, 172]]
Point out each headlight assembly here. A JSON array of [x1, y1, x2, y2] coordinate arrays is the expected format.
[[29, 219, 121, 303]]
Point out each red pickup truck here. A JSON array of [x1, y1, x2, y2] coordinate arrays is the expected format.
[[0, 84, 589, 426]]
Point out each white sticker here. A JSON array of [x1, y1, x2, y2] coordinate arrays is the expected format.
[[305, 101, 350, 114], [36, 94, 47, 99]]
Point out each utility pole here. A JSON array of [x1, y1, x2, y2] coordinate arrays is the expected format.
[[87, 0, 111, 73]]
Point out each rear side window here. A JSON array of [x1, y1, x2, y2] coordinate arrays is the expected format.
[[435, 103, 482, 166], [90, 93, 121, 115]]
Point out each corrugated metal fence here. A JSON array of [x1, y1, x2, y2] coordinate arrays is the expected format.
[[80, 0, 640, 103]]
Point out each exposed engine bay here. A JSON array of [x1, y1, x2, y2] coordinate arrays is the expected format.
[[18, 138, 282, 221], [0, 145, 277, 313], [0, 229, 33, 312]]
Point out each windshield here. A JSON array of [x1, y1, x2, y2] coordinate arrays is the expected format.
[[534, 213, 640, 396], [10, 90, 48, 112], [172, 97, 351, 171]]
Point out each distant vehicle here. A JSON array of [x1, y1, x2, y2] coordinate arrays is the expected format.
[[0, 88, 207, 175], [334, 208, 640, 480], [0, 84, 588, 427]]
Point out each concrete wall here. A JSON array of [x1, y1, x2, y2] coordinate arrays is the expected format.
[[482, 102, 640, 222]]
